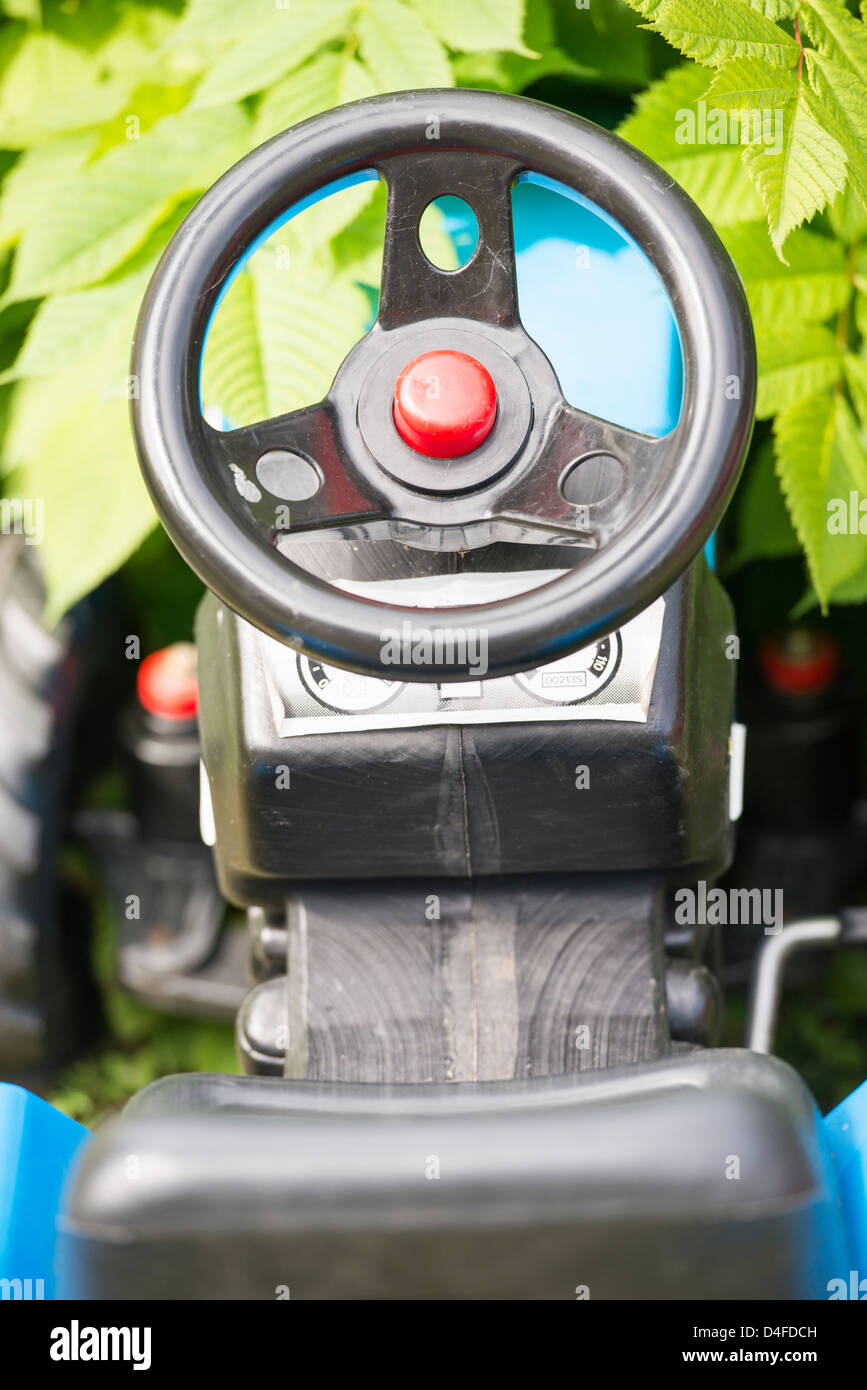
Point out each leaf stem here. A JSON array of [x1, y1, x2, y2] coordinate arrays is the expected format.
[[794, 13, 804, 86], [837, 242, 858, 354]]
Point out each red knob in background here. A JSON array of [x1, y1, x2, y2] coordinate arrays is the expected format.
[[137, 643, 199, 720]]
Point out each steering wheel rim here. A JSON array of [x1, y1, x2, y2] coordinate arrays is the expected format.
[[131, 88, 755, 683]]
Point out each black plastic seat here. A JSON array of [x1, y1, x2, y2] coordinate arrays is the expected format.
[[57, 1049, 847, 1300]]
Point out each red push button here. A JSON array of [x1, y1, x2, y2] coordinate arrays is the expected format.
[[759, 630, 839, 697], [137, 643, 199, 720], [393, 350, 497, 458]]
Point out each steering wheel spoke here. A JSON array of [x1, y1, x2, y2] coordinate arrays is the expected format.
[[204, 404, 385, 538], [377, 150, 522, 331], [494, 404, 674, 544]]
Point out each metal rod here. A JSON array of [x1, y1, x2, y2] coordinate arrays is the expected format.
[[746, 917, 841, 1054]]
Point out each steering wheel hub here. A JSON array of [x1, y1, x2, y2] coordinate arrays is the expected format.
[[352, 320, 535, 498]]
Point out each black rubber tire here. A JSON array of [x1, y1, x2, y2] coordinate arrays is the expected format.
[[0, 537, 100, 1073]]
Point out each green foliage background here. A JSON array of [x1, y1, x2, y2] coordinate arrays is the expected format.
[[0, 0, 864, 619]]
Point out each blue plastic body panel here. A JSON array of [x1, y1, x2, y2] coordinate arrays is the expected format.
[[0, 1083, 89, 1299], [512, 175, 682, 436], [824, 1079, 867, 1294]]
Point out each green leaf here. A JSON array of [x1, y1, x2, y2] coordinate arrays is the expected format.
[[415, 200, 460, 272], [3, 365, 157, 624], [844, 353, 867, 432], [829, 183, 867, 242], [6, 104, 250, 300], [774, 393, 835, 603], [450, 0, 595, 94], [0, 279, 143, 384], [743, 87, 847, 254], [798, 0, 867, 85], [1, 0, 40, 19], [201, 242, 373, 426], [623, 0, 672, 18], [0, 202, 193, 385], [331, 181, 389, 285], [822, 399, 867, 598], [0, 8, 179, 148], [253, 52, 375, 147], [748, 0, 796, 18], [800, 552, 867, 606], [618, 64, 763, 223], [545, 0, 655, 90], [755, 322, 841, 416], [774, 391, 867, 606], [835, 389, 867, 492], [408, 0, 536, 56], [190, 0, 355, 108], [645, 0, 799, 68], [166, 0, 276, 45], [804, 49, 867, 215], [719, 221, 849, 323], [357, 0, 453, 89], [286, 178, 381, 262], [706, 53, 796, 106], [726, 435, 799, 569], [338, 55, 379, 104], [253, 51, 342, 143], [0, 32, 132, 145], [0, 131, 97, 246]]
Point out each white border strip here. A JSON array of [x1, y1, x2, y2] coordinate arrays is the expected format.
[[278, 702, 647, 738]]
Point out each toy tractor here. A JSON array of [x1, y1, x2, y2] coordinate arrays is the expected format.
[[1, 89, 866, 1302]]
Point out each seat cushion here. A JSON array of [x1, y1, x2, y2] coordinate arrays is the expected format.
[[57, 1049, 848, 1299]]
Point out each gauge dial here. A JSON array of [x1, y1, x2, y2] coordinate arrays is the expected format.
[[298, 656, 403, 713], [513, 634, 621, 704]]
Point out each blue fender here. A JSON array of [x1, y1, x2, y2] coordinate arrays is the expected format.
[[0, 1083, 89, 1300], [824, 1079, 867, 1296]]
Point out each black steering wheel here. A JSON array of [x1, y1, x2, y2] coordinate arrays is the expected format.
[[131, 88, 755, 682]]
